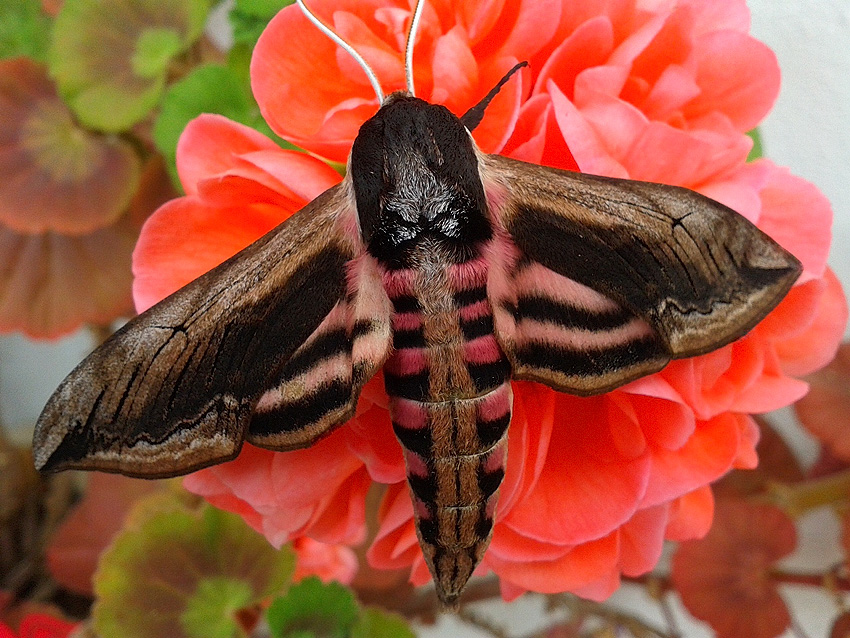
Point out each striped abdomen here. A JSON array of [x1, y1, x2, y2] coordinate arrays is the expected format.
[[382, 246, 512, 607]]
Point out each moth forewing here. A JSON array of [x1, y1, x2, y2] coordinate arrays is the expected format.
[[32, 183, 393, 478], [478, 152, 802, 381]]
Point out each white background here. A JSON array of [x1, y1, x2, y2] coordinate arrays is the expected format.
[[2, 0, 849, 635]]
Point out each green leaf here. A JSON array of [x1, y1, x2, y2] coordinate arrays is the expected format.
[[153, 63, 273, 188], [93, 501, 295, 638], [181, 578, 254, 638], [132, 28, 183, 79], [230, 0, 294, 47], [51, 0, 212, 131], [747, 128, 763, 162], [0, 0, 51, 62], [351, 609, 416, 638], [267, 578, 359, 638], [236, 0, 294, 18]]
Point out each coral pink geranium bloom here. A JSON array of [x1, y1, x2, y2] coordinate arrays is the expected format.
[[134, 0, 846, 599]]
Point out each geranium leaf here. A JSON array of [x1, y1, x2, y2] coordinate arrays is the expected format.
[[350, 609, 415, 638], [132, 28, 183, 79], [747, 128, 763, 162], [230, 0, 294, 47], [93, 501, 295, 638], [267, 578, 358, 638], [181, 578, 254, 638], [50, 0, 211, 132], [46, 473, 160, 596], [0, 0, 51, 62]]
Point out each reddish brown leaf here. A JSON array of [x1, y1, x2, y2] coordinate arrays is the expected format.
[[0, 58, 140, 235], [832, 611, 850, 638], [671, 498, 797, 638], [0, 156, 175, 338], [46, 474, 159, 596], [795, 343, 850, 461]]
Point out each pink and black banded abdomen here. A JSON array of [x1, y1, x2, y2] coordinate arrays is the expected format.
[[382, 253, 512, 606]]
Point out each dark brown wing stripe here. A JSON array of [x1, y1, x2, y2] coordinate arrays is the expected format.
[[249, 379, 353, 437], [510, 295, 635, 331], [515, 337, 666, 378]]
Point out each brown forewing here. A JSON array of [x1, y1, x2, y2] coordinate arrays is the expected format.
[[480, 153, 801, 375], [33, 184, 366, 478]]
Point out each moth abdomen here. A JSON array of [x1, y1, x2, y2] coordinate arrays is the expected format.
[[382, 249, 512, 606]]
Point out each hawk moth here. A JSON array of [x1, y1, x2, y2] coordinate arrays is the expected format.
[[33, 0, 801, 608]]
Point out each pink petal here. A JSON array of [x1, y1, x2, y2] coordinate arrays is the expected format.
[[494, 381, 554, 516], [641, 413, 741, 507], [487, 531, 620, 595], [252, 4, 380, 162], [618, 504, 668, 576], [342, 380, 406, 484], [500, 394, 650, 544], [430, 25, 479, 111], [684, 31, 779, 132], [292, 537, 358, 584], [533, 16, 615, 99], [754, 160, 832, 283], [176, 114, 280, 196], [468, 57, 526, 154], [685, 0, 751, 35], [132, 198, 285, 311], [665, 485, 715, 541], [774, 270, 848, 377], [640, 63, 701, 121], [487, 0, 561, 61], [549, 81, 629, 178]]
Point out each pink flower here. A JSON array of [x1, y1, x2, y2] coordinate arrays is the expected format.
[[135, 0, 845, 600]]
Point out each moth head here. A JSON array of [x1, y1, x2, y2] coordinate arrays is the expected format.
[[348, 94, 490, 264], [347, 60, 527, 264]]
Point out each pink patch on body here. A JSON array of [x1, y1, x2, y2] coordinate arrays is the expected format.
[[458, 299, 491, 322], [484, 181, 511, 216], [483, 443, 507, 473], [390, 397, 429, 430], [482, 231, 520, 310], [446, 258, 489, 290], [391, 311, 423, 331], [464, 335, 504, 365], [414, 497, 432, 520], [516, 316, 655, 351], [384, 347, 428, 375], [477, 383, 512, 422], [485, 493, 500, 519], [382, 268, 416, 298], [403, 450, 430, 478]]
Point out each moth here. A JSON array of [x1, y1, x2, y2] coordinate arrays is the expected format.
[[33, 0, 801, 609]]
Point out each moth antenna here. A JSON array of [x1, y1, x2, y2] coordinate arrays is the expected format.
[[295, 0, 385, 103], [460, 60, 528, 131], [404, 0, 426, 96]]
